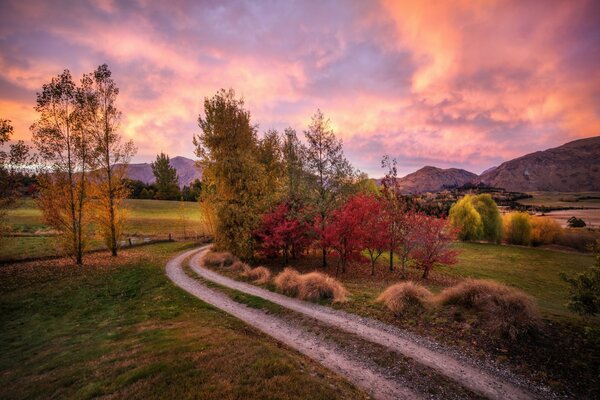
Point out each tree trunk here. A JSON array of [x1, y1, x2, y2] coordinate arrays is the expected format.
[[422, 265, 430, 279], [322, 246, 327, 268], [371, 259, 375, 276], [389, 249, 394, 272]]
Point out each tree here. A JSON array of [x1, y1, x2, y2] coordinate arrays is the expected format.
[[79, 64, 136, 256], [31, 70, 91, 265], [449, 195, 484, 241], [322, 194, 370, 275], [410, 215, 458, 279], [304, 109, 354, 267], [503, 212, 532, 245], [282, 127, 310, 207], [193, 89, 266, 258], [256, 202, 313, 264], [151, 152, 180, 200], [256, 129, 284, 208], [1, 119, 32, 235], [560, 241, 600, 316], [359, 194, 388, 275], [449, 194, 501, 243], [182, 179, 202, 201], [380, 156, 414, 272]]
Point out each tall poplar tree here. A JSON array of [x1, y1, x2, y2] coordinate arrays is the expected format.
[[304, 110, 353, 267], [32, 70, 91, 265], [193, 89, 266, 258], [80, 64, 135, 256]]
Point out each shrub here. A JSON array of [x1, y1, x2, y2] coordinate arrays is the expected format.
[[436, 279, 542, 340], [203, 251, 237, 268], [241, 266, 272, 285], [530, 216, 562, 246], [230, 260, 251, 273], [567, 216, 586, 228], [298, 272, 348, 303], [376, 281, 433, 315], [560, 242, 600, 316], [273, 267, 302, 296], [503, 212, 532, 245]]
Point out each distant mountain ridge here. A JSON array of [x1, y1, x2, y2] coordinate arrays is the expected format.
[[475, 136, 600, 192], [394, 166, 477, 193], [123, 156, 202, 187], [387, 136, 600, 193]]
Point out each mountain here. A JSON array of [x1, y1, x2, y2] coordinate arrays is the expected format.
[[476, 136, 600, 192], [394, 166, 478, 193], [124, 156, 202, 187]]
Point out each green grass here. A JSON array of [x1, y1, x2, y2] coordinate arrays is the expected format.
[[0, 242, 363, 400], [438, 242, 594, 319], [2, 198, 207, 261]]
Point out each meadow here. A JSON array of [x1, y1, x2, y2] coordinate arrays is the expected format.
[[0, 242, 363, 399], [1, 199, 207, 262]]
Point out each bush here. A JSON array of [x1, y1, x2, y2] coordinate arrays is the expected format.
[[273, 267, 302, 296], [203, 251, 237, 268], [376, 281, 433, 315], [561, 242, 600, 316], [567, 216, 586, 228], [298, 272, 348, 303], [530, 216, 562, 246], [241, 266, 272, 285], [436, 279, 541, 340], [503, 212, 532, 245]]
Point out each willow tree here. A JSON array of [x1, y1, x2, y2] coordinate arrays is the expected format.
[[32, 70, 91, 265], [304, 109, 354, 267], [80, 64, 135, 256], [194, 89, 266, 258]]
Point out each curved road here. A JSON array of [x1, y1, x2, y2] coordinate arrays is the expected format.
[[167, 246, 537, 400], [166, 247, 420, 400]]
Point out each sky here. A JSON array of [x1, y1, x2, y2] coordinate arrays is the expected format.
[[1, 0, 599, 177]]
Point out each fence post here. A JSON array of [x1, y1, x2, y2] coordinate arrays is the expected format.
[[128, 238, 132, 247], [169, 233, 172, 241]]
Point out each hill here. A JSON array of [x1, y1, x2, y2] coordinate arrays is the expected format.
[[476, 136, 600, 191], [124, 156, 202, 187], [394, 166, 477, 193]]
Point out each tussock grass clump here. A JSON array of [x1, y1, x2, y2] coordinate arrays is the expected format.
[[298, 272, 348, 303], [274, 268, 302, 296], [436, 279, 542, 340], [229, 260, 251, 273], [203, 251, 237, 268], [241, 266, 272, 285], [376, 281, 433, 315]]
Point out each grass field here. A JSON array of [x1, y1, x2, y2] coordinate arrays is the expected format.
[[519, 191, 600, 208], [0, 242, 363, 400], [1, 199, 207, 261]]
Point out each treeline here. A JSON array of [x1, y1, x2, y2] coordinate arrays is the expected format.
[[124, 177, 202, 201], [195, 89, 458, 277]]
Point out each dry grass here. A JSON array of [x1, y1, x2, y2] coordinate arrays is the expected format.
[[376, 282, 433, 315], [298, 272, 349, 303], [203, 251, 237, 268], [241, 266, 272, 285], [436, 279, 542, 340], [274, 268, 303, 296], [229, 260, 251, 273]]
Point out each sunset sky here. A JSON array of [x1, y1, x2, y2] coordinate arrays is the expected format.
[[1, 0, 599, 177]]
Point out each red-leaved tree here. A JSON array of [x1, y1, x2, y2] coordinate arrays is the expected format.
[[256, 203, 313, 264], [410, 214, 458, 279], [322, 194, 372, 275], [361, 195, 388, 275]]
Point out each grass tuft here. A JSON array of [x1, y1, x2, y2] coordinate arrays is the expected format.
[[376, 281, 433, 315], [273, 268, 302, 296], [298, 272, 348, 303], [203, 251, 237, 268], [241, 266, 272, 285], [436, 279, 542, 340]]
